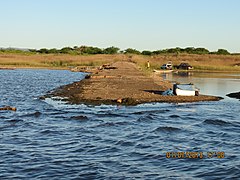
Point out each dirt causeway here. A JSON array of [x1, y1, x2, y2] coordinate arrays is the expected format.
[[47, 61, 222, 105]]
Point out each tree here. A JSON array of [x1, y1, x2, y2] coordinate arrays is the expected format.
[[141, 50, 152, 56], [86, 47, 103, 54], [48, 48, 59, 54], [193, 48, 209, 54], [152, 50, 164, 55], [60, 47, 73, 54], [184, 47, 195, 54], [124, 48, 141, 55], [103, 46, 120, 54], [38, 48, 49, 54], [77, 46, 103, 54], [216, 49, 230, 55], [166, 48, 181, 54], [29, 49, 38, 53]]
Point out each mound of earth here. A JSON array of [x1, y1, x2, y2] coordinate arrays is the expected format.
[[45, 61, 222, 105]]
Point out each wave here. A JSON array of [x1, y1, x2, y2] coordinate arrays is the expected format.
[[153, 126, 181, 132], [203, 119, 232, 126], [169, 114, 181, 118], [6, 119, 24, 123], [137, 114, 155, 122], [70, 115, 89, 121], [20, 111, 42, 118], [133, 109, 170, 115], [95, 121, 129, 127]]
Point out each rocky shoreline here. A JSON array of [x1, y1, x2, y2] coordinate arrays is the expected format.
[[226, 92, 240, 100], [44, 61, 222, 105]]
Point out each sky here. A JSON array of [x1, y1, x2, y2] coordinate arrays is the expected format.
[[0, 0, 240, 52]]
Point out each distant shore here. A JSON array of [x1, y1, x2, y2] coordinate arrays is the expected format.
[[1, 53, 240, 72], [44, 61, 222, 105]]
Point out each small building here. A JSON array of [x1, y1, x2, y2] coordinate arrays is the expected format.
[[177, 63, 193, 70]]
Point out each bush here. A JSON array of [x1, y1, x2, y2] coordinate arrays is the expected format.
[[142, 50, 152, 56], [216, 49, 230, 55], [124, 48, 141, 55], [103, 46, 120, 54]]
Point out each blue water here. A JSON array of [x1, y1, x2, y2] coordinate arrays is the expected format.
[[0, 69, 239, 179]]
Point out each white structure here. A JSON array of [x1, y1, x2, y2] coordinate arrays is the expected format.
[[173, 84, 199, 96]]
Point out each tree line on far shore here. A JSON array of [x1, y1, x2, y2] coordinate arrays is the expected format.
[[0, 46, 236, 55]]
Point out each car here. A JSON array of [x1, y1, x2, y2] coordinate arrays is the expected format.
[[161, 63, 172, 70], [177, 63, 193, 70]]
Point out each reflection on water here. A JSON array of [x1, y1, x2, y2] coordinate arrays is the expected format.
[[0, 69, 239, 179]]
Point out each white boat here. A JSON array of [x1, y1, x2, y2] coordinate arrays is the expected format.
[[173, 83, 199, 96], [153, 69, 173, 73]]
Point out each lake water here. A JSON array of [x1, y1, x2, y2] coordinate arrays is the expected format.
[[0, 69, 239, 179]]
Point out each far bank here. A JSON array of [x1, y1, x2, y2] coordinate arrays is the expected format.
[[0, 53, 240, 72]]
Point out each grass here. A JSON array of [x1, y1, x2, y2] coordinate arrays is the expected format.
[[0, 53, 118, 69], [131, 53, 240, 72], [0, 53, 240, 72]]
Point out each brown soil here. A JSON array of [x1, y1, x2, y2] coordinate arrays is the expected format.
[[46, 61, 222, 105]]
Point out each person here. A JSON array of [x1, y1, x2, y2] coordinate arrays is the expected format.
[[147, 60, 150, 68]]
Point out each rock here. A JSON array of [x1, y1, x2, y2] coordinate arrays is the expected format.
[[85, 74, 91, 79], [117, 98, 122, 103], [33, 111, 41, 117], [122, 98, 137, 105], [0, 106, 17, 111], [39, 96, 45, 100], [226, 92, 240, 100]]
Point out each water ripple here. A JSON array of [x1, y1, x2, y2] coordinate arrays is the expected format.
[[70, 115, 89, 121], [153, 126, 181, 132], [0, 69, 239, 179], [203, 119, 232, 126]]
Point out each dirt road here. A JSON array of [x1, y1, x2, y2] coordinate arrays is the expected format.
[[47, 61, 222, 105]]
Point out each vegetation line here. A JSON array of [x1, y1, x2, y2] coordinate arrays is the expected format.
[[0, 46, 240, 72], [0, 46, 237, 55]]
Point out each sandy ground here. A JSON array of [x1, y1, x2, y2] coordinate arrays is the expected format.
[[46, 61, 222, 105]]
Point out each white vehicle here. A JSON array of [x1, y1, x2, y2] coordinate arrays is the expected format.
[[173, 83, 199, 96], [161, 62, 172, 70]]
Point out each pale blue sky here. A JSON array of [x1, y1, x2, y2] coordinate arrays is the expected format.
[[0, 0, 239, 52]]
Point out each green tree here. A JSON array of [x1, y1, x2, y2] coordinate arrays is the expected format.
[[103, 46, 120, 54], [29, 49, 38, 53], [60, 47, 73, 54], [152, 50, 164, 55], [38, 48, 49, 54], [124, 48, 141, 55], [216, 49, 230, 55], [48, 48, 59, 54], [87, 47, 103, 54], [166, 48, 181, 54], [141, 50, 152, 55], [78, 46, 103, 54], [193, 48, 209, 54]]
